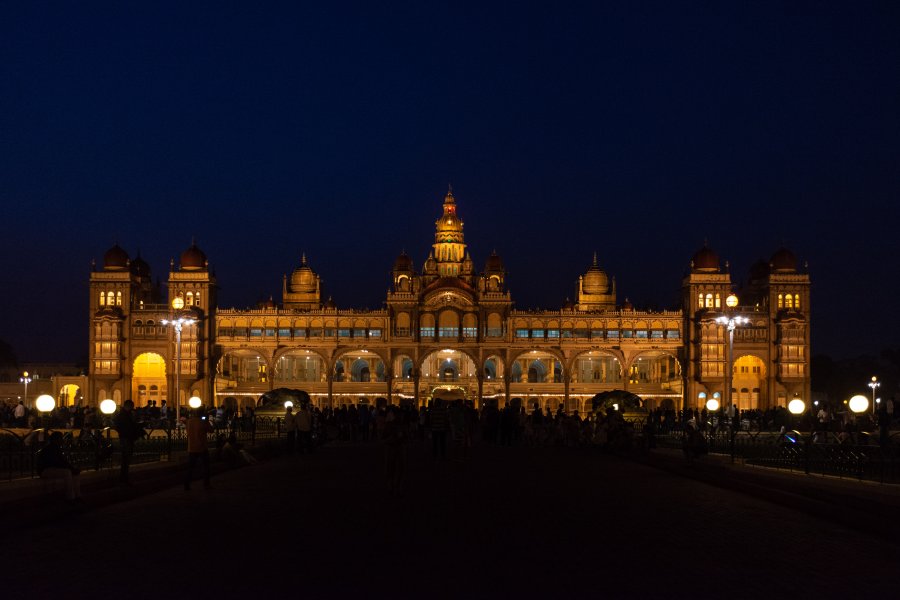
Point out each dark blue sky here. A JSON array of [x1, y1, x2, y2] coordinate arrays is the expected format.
[[1, 1, 898, 362]]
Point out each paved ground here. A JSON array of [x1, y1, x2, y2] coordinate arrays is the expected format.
[[3, 439, 897, 598]]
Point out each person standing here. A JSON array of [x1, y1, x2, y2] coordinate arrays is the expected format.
[[295, 402, 314, 453], [185, 408, 214, 490], [283, 405, 296, 454], [114, 400, 143, 485], [14, 400, 26, 428]]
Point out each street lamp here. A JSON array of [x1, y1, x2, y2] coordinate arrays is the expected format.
[[849, 394, 869, 414], [715, 294, 749, 419], [161, 316, 197, 422], [868, 376, 880, 415], [19, 371, 32, 407], [36, 394, 55, 428]]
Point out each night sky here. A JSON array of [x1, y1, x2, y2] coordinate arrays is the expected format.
[[1, 2, 898, 363]]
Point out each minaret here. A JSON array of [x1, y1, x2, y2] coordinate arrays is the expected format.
[[432, 186, 466, 277]]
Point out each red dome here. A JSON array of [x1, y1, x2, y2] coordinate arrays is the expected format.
[[691, 245, 719, 272], [393, 251, 413, 272], [180, 243, 207, 271], [485, 250, 504, 272], [770, 247, 797, 273], [103, 244, 130, 271]]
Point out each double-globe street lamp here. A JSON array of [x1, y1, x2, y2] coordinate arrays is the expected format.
[[161, 315, 196, 423], [20, 371, 32, 407], [715, 294, 749, 425], [868, 376, 880, 415]]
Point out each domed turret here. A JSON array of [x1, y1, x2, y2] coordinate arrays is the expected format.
[[770, 247, 797, 273], [103, 244, 130, 271], [323, 296, 336, 310], [393, 251, 413, 272], [180, 242, 207, 271], [290, 254, 318, 292], [691, 243, 719, 272], [484, 250, 504, 273], [582, 253, 609, 294]]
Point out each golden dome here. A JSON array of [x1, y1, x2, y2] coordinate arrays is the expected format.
[[582, 253, 609, 294], [103, 244, 129, 271], [435, 187, 463, 234], [180, 242, 207, 271], [290, 254, 317, 292]]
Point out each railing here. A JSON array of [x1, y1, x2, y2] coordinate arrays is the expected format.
[[647, 429, 900, 484], [0, 417, 288, 483]]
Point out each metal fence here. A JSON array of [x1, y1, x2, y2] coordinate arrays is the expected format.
[[648, 429, 900, 484], [0, 417, 287, 482]]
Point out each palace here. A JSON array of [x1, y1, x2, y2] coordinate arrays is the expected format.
[[87, 189, 811, 414]]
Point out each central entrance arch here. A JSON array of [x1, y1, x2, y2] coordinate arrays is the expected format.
[[133, 352, 167, 406]]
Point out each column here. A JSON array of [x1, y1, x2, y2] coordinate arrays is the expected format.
[[413, 369, 420, 408], [327, 373, 333, 408], [386, 372, 393, 406], [476, 373, 483, 409]]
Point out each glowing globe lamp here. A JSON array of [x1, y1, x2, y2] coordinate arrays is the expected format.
[[100, 399, 117, 415], [188, 396, 202, 409], [36, 394, 55, 413], [788, 398, 806, 415], [848, 395, 869, 414], [706, 398, 720, 412]]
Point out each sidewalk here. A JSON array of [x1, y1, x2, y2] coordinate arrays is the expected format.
[[635, 446, 900, 540]]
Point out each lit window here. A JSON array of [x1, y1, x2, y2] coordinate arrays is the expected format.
[[785, 294, 793, 309], [715, 293, 721, 308], [186, 292, 194, 306], [116, 291, 122, 306], [99, 292, 106, 306], [794, 294, 800, 310], [777, 294, 784, 309], [705, 293, 713, 308], [107, 291, 115, 306], [698, 293, 704, 309]]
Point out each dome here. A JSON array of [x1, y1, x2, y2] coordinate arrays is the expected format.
[[180, 242, 207, 271], [691, 244, 719, 272], [770, 247, 797, 273], [485, 250, 504, 272], [562, 297, 575, 310], [323, 296, 336, 309], [290, 254, 317, 291], [393, 251, 413, 272], [582, 253, 609, 294], [621, 298, 634, 311], [103, 244, 130, 271], [130, 254, 151, 278]]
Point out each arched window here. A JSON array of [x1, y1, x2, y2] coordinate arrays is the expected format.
[[116, 291, 122, 306], [777, 294, 784, 309], [195, 291, 201, 307], [99, 292, 106, 306], [107, 291, 115, 306], [705, 293, 713, 308], [186, 291, 194, 306], [715, 293, 721, 308], [698, 293, 703, 309], [793, 294, 800, 310], [785, 294, 793, 309]]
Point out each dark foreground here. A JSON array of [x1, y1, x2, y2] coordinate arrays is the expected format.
[[4, 440, 897, 598]]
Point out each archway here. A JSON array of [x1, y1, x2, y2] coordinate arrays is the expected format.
[[572, 351, 622, 384], [274, 350, 326, 384], [509, 352, 562, 384], [420, 349, 477, 386], [133, 352, 167, 407], [334, 351, 385, 382], [733, 355, 766, 410], [58, 384, 81, 407]]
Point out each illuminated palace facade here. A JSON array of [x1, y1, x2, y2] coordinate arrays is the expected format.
[[88, 190, 811, 413]]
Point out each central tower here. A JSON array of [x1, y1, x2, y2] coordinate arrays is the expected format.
[[432, 187, 466, 277]]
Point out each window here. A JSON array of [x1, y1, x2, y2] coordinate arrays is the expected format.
[[590, 329, 603, 339], [369, 329, 382, 338], [420, 327, 435, 338], [338, 329, 351, 338], [666, 329, 680, 339], [107, 291, 115, 306], [438, 327, 456, 338], [636, 330, 649, 338], [705, 293, 713, 308], [622, 330, 633, 338], [250, 328, 262, 337], [794, 294, 800, 310], [777, 294, 784, 309], [265, 328, 276, 337], [195, 292, 201, 307], [294, 328, 307, 338], [573, 328, 588, 338], [353, 328, 366, 338], [651, 330, 663, 339], [323, 328, 335, 337], [462, 327, 477, 338], [99, 292, 106, 306], [785, 294, 793, 309], [531, 329, 544, 339], [607, 330, 619, 339], [547, 329, 559, 338], [309, 328, 322, 338], [714, 293, 721, 308], [486, 328, 503, 337], [278, 328, 291, 338], [186, 291, 194, 306], [515, 329, 529, 338], [698, 293, 704, 309]]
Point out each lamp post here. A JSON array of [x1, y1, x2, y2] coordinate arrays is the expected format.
[[20, 371, 32, 407], [715, 294, 749, 422], [161, 316, 196, 423], [868, 376, 880, 415], [36, 394, 55, 429]]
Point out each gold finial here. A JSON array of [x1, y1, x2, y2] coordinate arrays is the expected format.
[[592, 252, 598, 266]]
